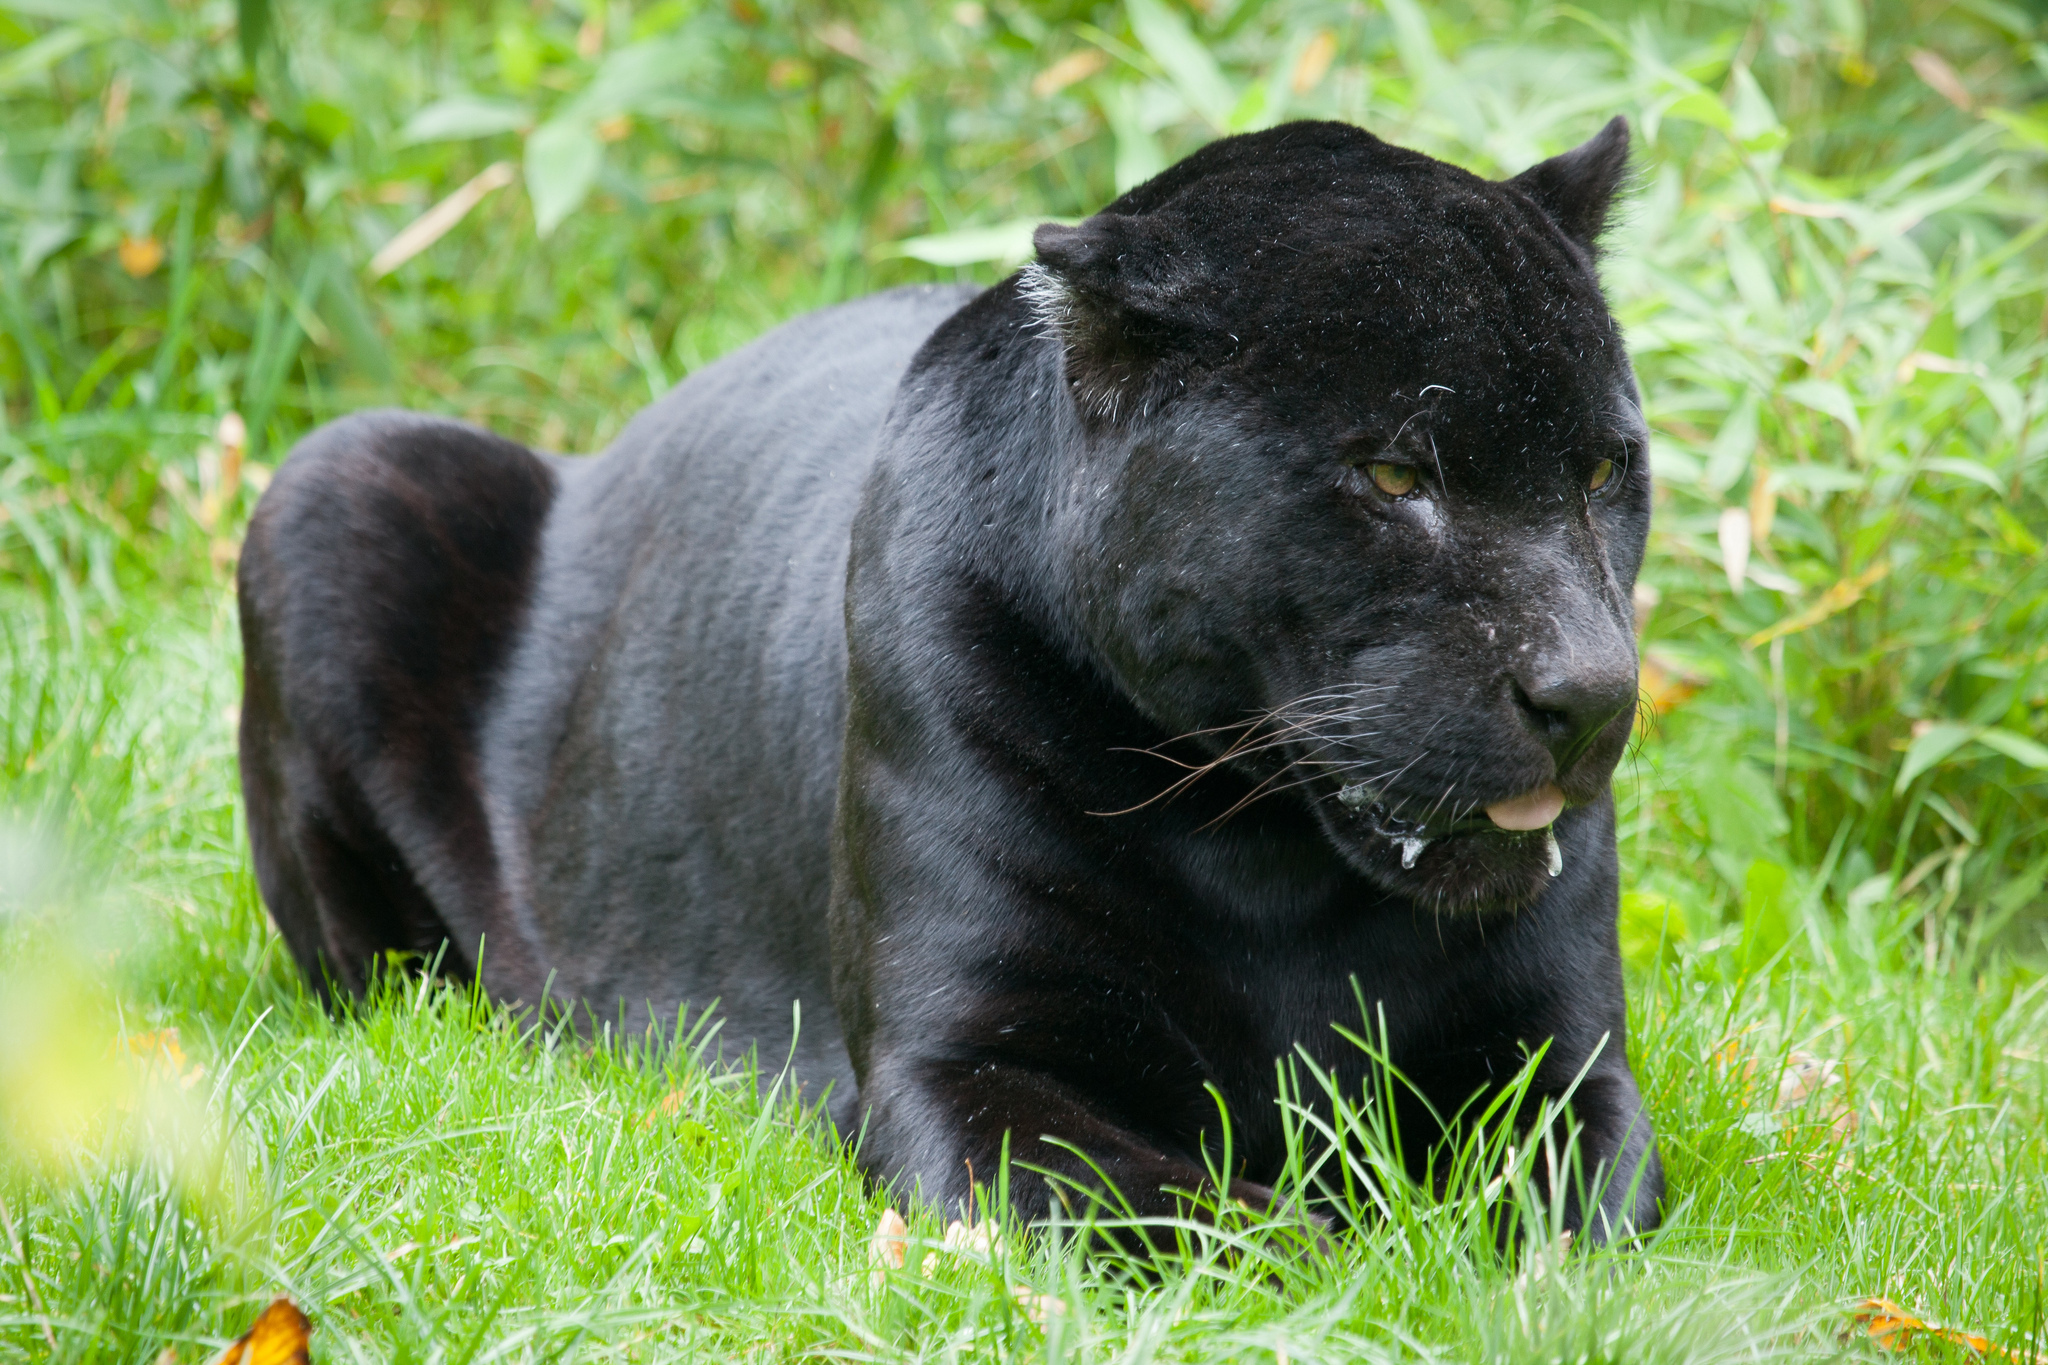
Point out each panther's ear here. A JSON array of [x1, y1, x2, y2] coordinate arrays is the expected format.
[[1025, 215, 1213, 424], [1509, 115, 1630, 254]]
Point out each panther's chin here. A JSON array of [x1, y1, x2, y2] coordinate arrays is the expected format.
[[1320, 791, 1563, 912], [1344, 825, 1557, 911]]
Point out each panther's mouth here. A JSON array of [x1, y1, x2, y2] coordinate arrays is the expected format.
[[1335, 780, 1566, 876]]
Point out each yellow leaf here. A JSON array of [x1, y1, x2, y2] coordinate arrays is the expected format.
[[1747, 466, 1775, 546], [119, 234, 164, 278], [1290, 31, 1337, 94], [207, 1297, 311, 1365], [1745, 561, 1888, 649]]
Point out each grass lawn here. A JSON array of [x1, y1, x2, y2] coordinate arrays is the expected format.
[[5, 0, 2048, 1358], [0, 595, 2042, 1362]]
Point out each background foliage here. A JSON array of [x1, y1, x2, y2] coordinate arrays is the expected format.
[[4, 0, 2047, 944], [3, 0, 2048, 1359]]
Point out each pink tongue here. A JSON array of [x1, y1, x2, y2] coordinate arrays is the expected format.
[[1486, 783, 1565, 831]]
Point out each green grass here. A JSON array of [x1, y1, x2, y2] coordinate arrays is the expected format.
[[1, 599, 2044, 1362], [4, 0, 2048, 1358]]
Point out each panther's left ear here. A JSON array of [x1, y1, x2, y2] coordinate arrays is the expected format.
[[1509, 115, 1630, 255], [1025, 214, 1218, 424]]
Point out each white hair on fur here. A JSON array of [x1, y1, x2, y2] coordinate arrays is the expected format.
[[1016, 261, 1075, 344]]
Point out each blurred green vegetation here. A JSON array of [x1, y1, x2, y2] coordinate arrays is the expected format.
[[2, 0, 2047, 952], [4, 3, 2048, 1359]]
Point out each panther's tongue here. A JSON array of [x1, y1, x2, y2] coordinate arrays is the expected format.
[[1485, 783, 1565, 831]]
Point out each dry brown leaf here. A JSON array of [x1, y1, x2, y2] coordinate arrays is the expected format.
[[868, 1207, 908, 1287], [920, 1217, 1001, 1276], [1032, 49, 1107, 98], [1513, 1229, 1573, 1291], [1769, 196, 1851, 219], [1290, 31, 1337, 94], [367, 163, 517, 280], [817, 22, 874, 64], [1010, 1283, 1065, 1326], [206, 1297, 311, 1365], [1907, 50, 1974, 112], [595, 114, 632, 143], [119, 235, 165, 278], [1853, 1296, 2048, 1363]]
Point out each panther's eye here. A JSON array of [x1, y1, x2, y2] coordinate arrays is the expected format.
[[1587, 458, 1616, 493], [1369, 462, 1419, 498]]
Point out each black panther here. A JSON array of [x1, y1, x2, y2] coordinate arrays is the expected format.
[[238, 118, 1661, 1240]]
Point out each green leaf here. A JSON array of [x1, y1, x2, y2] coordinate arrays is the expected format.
[[1125, 0, 1236, 131], [1896, 722, 1977, 793], [559, 39, 696, 121], [1704, 389, 1759, 493], [237, 0, 270, 70], [886, 218, 1077, 267], [400, 96, 533, 145], [1983, 106, 2048, 152], [1097, 81, 1166, 194], [301, 100, 353, 148], [1922, 456, 2006, 495], [1781, 378, 1862, 436], [0, 24, 95, 91], [1619, 891, 1690, 971], [1695, 755, 1788, 863], [1977, 728, 2048, 771], [1379, 0, 1445, 86], [1659, 88, 1734, 132], [1727, 62, 1787, 151], [524, 119, 603, 236]]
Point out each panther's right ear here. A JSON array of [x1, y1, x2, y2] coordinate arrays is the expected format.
[[1509, 115, 1630, 256], [1025, 216, 1215, 425]]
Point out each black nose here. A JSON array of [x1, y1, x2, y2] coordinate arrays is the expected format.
[[1512, 657, 1637, 770]]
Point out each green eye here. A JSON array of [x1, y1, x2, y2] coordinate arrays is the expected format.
[[1588, 458, 1616, 492], [1369, 462, 1418, 497]]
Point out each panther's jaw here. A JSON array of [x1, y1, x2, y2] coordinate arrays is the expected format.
[[1324, 782, 1571, 911]]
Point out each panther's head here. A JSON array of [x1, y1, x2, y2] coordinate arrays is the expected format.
[[1029, 119, 1647, 912]]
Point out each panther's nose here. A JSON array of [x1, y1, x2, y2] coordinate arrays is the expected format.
[[1511, 653, 1637, 772]]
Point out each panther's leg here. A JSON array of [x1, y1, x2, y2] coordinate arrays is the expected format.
[[1507, 1066, 1662, 1244], [237, 411, 557, 1002], [1552, 1068, 1662, 1241], [853, 1055, 1320, 1246]]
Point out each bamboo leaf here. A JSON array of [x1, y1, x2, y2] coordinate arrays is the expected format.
[[524, 120, 603, 236], [1895, 722, 1978, 794]]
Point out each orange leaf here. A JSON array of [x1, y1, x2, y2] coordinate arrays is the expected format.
[[1853, 1297, 2048, 1363], [1639, 650, 1705, 718], [1032, 49, 1107, 98], [868, 1207, 908, 1288], [207, 1297, 311, 1365]]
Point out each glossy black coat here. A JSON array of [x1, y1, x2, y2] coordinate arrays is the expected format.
[[239, 119, 1661, 1240]]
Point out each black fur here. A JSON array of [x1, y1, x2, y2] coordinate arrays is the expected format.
[[240, 120, 1661, 1241]]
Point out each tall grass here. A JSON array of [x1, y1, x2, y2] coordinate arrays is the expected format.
[[2, 604, 2044, 1360], [4, 0, 2045, 935]]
